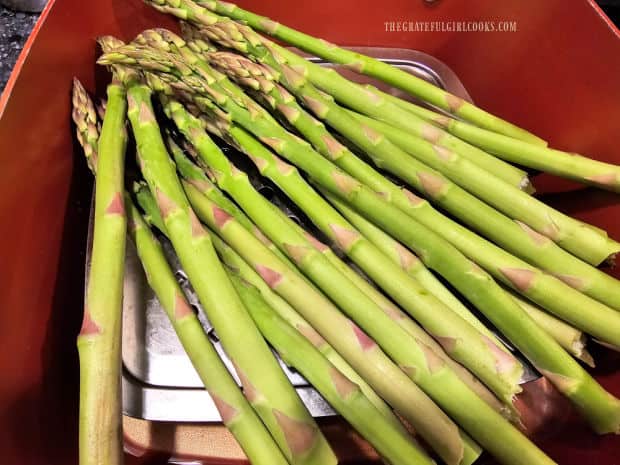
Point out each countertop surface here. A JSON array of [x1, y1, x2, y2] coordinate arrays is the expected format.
[[1, 6, 39, 93], [0, 2, 619, 94]]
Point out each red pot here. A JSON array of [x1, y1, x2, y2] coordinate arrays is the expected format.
[[1, 0, 619, 463]]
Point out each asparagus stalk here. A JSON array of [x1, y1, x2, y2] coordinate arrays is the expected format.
[[190, 66, 620, 432], [218, 174, 504, 421], [292, 188, 476, 334], [340, 110, 620, 312], [508, 292, 595, 368], [178, 18, 531, 192], [144, 48, 620, 426], [218, 119, 523, 407], [215, 103, 620, 432], [157, 99, 480, 464], [350, 111, 620, 269], [72, 80, 99, 172], [201, 166, 504, 420], [360, 160, 620, 349], [230, 274, 435, 465], [123, 80, 336, 465], [160, 98, 559, 465], [364, 84, 460, 127], [187, 0, 546, 145], [256, 127, 620, 433], [73, 75, 126, 465], [250, 129, 620, 433], [209, 48, 619, 276], [374, 85, 620, 193], [203, 41, 620, 264], [171, 159, 473, 465]]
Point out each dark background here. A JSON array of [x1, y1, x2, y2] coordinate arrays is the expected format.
[[599, 0, 620, 24]]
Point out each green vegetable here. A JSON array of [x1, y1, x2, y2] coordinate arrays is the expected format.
[[73, 64, 128, 465]]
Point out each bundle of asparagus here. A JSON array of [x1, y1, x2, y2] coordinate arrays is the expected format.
[[71, 2, 620, 464]]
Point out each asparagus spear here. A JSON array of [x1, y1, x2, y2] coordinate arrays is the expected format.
[[184, 0, 546, 145], [240, 70, 620, 346], [72, 80, 100, 172], [133, 28, 319, 286], [102, 40, 329, 461], [374, 85, 620, 193], [203, 64, 618, 429], [214, 99, 620, 432], [343, 112, 620, 312], [159, 98, 560, 465], [134, 28, 280, 127], [508, 292, 595, 367], [177, 17, 531, 192], [208, 47, 620, 276], [298, 187, 477, 334], [120, 76, 336, 464], [230, 118, 620, 433], [128, 197, 291, 464], [364, 83, 461, 128], [174, 143, 505, 420], [135, 175, 427, 462], [230, 274, 435, 465], [161, 92, 484, 458], [136, 5, 526, 191], [73, 74, 127, 465], [162, 46, 616, 420], [326, 190, 596, 367], [199, 34, 618, 267], [215, 118, 524, 408]]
